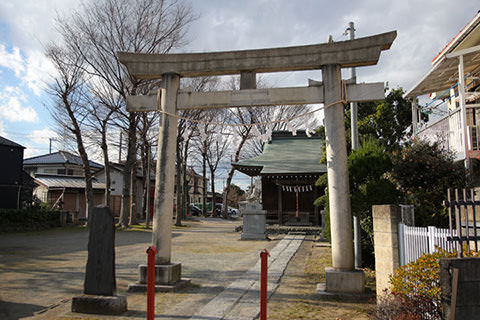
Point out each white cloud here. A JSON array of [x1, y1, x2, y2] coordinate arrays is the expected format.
[[0, 87, 38, 122], [0, 120, 6, 137], [0, 44, 25, 77], [23, 144, 45, 159], [28, 128, 57, 145], [0, 0, 82, 53], [23, 50, 55, 96]]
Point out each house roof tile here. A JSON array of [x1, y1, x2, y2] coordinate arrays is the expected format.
[[23, 151, 103, 169]]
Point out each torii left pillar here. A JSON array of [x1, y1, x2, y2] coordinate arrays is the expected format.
[[128, 73, 190, 292]]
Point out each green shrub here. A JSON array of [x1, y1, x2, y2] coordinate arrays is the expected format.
[[372, 248, 480, 319], [390, 249, 456, 301], [391, 140, 466, 227], [0, 205, 61, 232]]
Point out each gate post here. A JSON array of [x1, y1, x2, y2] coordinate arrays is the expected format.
[[373, 205, 401, 297], [260, 249, 270, 320], [146, 246, 157, 320]]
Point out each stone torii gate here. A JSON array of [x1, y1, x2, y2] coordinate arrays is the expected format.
[[119, 30, 396, 293]]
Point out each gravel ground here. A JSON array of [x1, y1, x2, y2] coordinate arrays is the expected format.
[[0, 218, 278, 320]]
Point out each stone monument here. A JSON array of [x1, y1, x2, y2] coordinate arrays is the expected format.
[[240, 180, 268, 240], [71, 206, 127, 315]]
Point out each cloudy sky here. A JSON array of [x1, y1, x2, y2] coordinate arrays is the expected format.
[[0, 0, 477, 162]]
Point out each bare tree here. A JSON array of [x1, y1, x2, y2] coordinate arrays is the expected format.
[[242, 104, 319, 158], [54, 0, 196, 227], [83, 89, 120, 207], [45, 45, 96, 220], [205, 113, 231, 216], [221, 108, 255, 216]]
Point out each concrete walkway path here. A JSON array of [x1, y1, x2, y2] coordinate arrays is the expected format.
[[191, 234, 304, 320]]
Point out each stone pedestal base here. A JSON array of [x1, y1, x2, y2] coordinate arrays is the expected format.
[[127, 263, 190, 293], [71, 295, 127, 315], [324, 267, 365, 293], [240, 201, 267, 240], [128, 279, 191, 293]]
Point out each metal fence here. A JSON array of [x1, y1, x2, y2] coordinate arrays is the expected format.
[[398, 188, 480, 265], [444, 188, 480, 257]]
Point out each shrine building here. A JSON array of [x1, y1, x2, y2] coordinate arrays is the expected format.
[[232, 130, 326, 226]]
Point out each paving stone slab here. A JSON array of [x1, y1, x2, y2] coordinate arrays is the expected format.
[[190, 233, 304, 320]]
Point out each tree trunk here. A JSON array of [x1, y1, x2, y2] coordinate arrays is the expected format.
[[222, 130, 250, 217], [175, 138, 183, 226], [119, 112, 137, 228], [62, 94, 94, 222], [129, 158, 137, 225], [183, 138, 190, 217], [202, 142, 207, 216], [145, 145, 152, 228], [101, 120, 111, 208], [210, 165, 216, 216], [140, 139, 148, 220]]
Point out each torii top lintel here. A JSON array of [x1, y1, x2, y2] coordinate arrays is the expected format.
[[118, 31, 396, 79]]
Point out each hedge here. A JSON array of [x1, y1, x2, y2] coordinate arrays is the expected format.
[[0, 206, 61, 232]]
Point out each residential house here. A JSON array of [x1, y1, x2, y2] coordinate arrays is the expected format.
[[0, 136, 27, 209], [172, 166, 209, 216], [33, 174, 105, 219], [94, 162, 144, 217], [406, 11, 480, 182], [94, 162, 208, 218], [24, 151, 105, 219], [179, 167, 207, 206], [232, 131, 326, 225], [24, 150, 104, 176]]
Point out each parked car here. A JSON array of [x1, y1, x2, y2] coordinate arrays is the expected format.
[[228, 207, 240, 216], [214, 204, 240, 216], [189, 204, 202, 216]]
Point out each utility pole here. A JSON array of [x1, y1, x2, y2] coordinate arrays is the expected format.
[[347, 21, 362, 269], [49, 138, 54, 154], [347, 21, 359, 150], [145, 145, 152, 228]]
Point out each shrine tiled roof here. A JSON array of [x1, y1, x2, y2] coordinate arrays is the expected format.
[[232, 131, 326, 177]]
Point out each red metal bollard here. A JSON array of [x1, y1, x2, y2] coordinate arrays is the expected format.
[[260, 248, 270, 320], [146, 245, 157, 320]]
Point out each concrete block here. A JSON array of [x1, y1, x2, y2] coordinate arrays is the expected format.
[[128, 279, 190, 293], [71, 295, 127, 315], [372, 205, 401, 233], [241, 207, 267, 240], [324, 267, 365, 293], [373, 231, 399, 248], [373, 246, 399, 262], [316, 283, 374, 301], [138, 263, 181, 285]]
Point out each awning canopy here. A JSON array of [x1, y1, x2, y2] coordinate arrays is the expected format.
[[405, 47, 480, 98], [232, 132, 326, 177], [34, 174, 106, 190], [406, 12, 480, 98]]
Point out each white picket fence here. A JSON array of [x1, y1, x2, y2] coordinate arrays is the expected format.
[[398, 223, 458, 266]]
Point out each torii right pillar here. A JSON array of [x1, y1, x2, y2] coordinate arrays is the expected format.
[[322, 64, 364, 294]]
